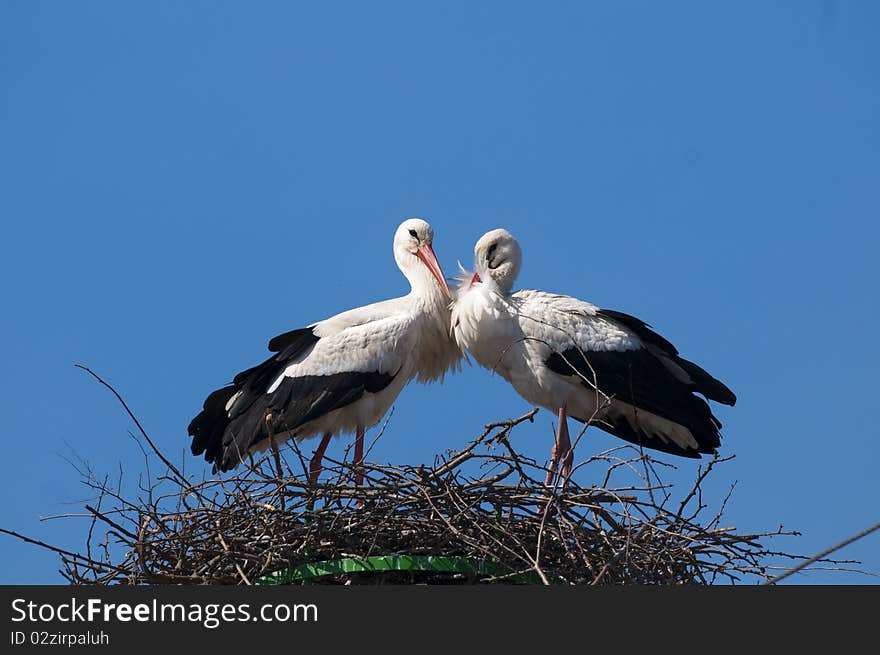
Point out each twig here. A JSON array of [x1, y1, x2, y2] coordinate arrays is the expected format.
[[763, 521, 880, 585], [74, 365, 189, 487]]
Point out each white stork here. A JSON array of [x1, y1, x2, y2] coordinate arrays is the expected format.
[[451, 229, 736, 485], [189, 218, 460, 484]]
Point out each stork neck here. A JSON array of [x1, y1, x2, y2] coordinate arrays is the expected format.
[[408, 274, 449, 314], [408, 264, 442, 297]]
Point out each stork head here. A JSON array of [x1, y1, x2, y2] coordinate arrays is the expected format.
[[472, 228, 522, 294], [393, 218, 452, 299]]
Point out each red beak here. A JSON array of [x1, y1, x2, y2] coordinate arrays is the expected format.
[[416, 244, 452, 299]]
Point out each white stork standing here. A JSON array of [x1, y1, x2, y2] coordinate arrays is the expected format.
[[189, 218, 460, 485], [451, 229, 736, 485]]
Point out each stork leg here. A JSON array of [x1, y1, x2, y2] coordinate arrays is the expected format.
[[353, 425, 365, 487], [309, 433, 332, 485], [559, 412, 573, 482], [545, 405, 573, 487]]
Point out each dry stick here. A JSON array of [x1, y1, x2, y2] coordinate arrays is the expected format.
[[215, 519, 252, 585], [763, 521, 880, 585], [84, 475, 109, 567], [0, 527, 131, 575], [363, 406, 395, 462], [84, 505, 140, 542], [128, 430, 155, 507], [269, 437, 284, 481], [430, 409, 538, 479], [676, 455, 734, 522], [75, 364, 189, 487]]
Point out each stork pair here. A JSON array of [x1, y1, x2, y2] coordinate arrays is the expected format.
[[188, 220, 735, 487]]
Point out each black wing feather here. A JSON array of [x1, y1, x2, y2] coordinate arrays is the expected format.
[[546, 310, 735, 457], [597, 309, 736, 406], [547, 347, 720, 456], [188, 327, 397, 472], [214, 370, 396, 472]]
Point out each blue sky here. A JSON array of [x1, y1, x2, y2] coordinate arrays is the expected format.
[[1, 1, 878, 584]]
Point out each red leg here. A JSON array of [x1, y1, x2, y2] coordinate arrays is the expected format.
[[545, 405, 572, 487], [558, 412, 573, 484], [309, 433, 332, 485], [353, 425, 365, 487]]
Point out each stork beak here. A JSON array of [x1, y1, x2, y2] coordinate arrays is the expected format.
[[416, 244, 452, 299]]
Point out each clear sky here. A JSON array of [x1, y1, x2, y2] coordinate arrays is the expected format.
[[2, 1, 878, 584]]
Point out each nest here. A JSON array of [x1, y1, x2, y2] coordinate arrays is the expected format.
[[14, 405, 827, 586]]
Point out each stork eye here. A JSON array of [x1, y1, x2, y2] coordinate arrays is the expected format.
[[408, 229, 418, 238], [487, 243, 501, 269]]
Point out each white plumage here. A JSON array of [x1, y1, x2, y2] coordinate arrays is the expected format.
[[452, 229, 736, 484], [189, 219, 460, 481]]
